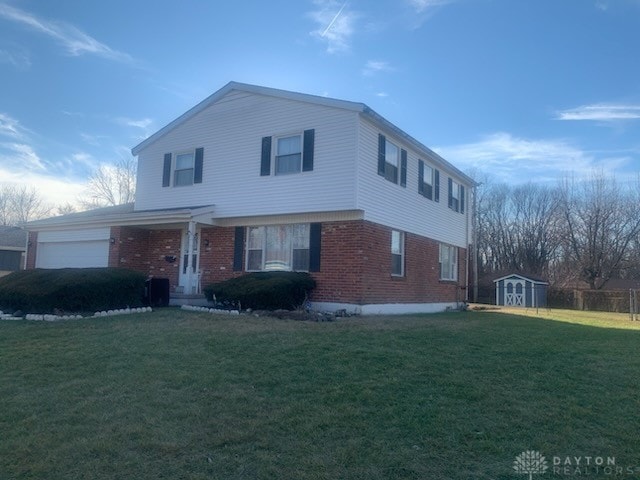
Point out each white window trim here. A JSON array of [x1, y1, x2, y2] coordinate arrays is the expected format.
[[274, 132, 303, 176], [174, 150, 195, 187], [439, 243, 458, 281], [391, 230, 405, 277], [384, 138, 400, 184]]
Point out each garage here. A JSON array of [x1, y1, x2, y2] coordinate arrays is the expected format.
[[35, 228, 110, 269]]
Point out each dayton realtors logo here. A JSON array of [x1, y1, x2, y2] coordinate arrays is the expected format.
[[513, 451, 640, 477], [513, 450, 549, 479]]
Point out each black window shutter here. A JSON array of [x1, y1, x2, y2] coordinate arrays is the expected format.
[[303, 129, 315, 172], [400, 149, 407, 187], [162, 153, 172, 187], [194, 147, 204, 184], [418, 160, 424, 195], [260, 136, 272, 176], [448, 177, 453, 209], [434, 169, 440, 202], [309, 223, 322, 272], [377, 134, 386, 176], [460, 185, 465, 214], [233, 226, 245, 271]]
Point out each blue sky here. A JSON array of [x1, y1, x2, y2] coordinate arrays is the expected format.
[[0, 0, 639, 207]]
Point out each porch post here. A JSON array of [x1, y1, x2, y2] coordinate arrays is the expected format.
[[186, 220, 195, 294]]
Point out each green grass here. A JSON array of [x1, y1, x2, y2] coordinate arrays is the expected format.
[[1, 309, 640, 479]]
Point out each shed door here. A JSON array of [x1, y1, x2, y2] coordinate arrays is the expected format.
[[505, 280, 525, 307]]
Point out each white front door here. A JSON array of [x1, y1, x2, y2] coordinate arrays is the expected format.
[[179, 228, 200, 294], [505, 280, 525, 306]]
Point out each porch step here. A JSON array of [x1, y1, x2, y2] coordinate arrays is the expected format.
[[169, 294, 213, 307]]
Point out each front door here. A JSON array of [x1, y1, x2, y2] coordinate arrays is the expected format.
[[505, 280, 525, 306], [179, 228, 200, 294]]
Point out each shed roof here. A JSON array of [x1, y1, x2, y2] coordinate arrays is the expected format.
[[493, 273, 549, 285]]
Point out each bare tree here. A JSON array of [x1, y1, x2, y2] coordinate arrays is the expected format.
[[559, 173, 640, 289], [0, 184, 52, 225], [56, 202, 77, 216], [80, 156, 137, 208], [476, 182, 562, 278]]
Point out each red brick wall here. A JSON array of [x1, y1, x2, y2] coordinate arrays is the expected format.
[[199, 226, 245, 287], [311, 220, 467, 305], [28, 221, 467, 304]]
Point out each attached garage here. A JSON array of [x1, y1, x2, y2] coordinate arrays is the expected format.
[[35, 228, 110, 269]]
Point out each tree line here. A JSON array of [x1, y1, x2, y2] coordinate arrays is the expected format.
[[0, 156, 136, 226], [476, 172, 640, 290]]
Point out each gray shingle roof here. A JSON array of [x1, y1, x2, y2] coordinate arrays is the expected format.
[[0, 226, 27, 249]]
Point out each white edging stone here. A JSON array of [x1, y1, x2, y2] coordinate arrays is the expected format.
[[180, 304, 240, 315]]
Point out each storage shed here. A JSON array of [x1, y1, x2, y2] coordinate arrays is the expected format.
[[493, 273, 548, 308]]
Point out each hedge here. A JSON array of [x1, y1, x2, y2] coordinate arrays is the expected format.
[[203, 272, 316, 310], [0, 268, 147, 314]]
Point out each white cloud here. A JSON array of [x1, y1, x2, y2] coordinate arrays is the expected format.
[[0, 166, 87, 207], [0, 142, 45, 171], [309, 0, 357, 54], [116, 117, 153, 130], [0, 3, 134, 63], [0, 112, 27, 139], [376, 92, 389, 98], [434, 132, 628, 183], [407, 0, 456, 13], [362, 60, 394, 76], [0, 46, 31, 69], [556, 103, 640, 121]]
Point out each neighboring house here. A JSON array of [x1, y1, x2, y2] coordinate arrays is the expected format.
[[25, 81, 475, 314], [0, 226, 26, 277]]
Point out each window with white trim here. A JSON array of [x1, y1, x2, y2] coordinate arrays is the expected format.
[[391, 230, 405, 276], [275, 134, 302, 175], [384, 139, 399, 183], [174, 152, 195, 186], [246, 224, 310, 271], [421, 163, 434, 199], [439, 243, 458, 281]]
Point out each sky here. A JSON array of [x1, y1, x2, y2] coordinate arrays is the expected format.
[[0, 0, 639, 208]]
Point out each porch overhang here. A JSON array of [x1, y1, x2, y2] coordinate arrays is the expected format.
[[24, 204, 216, 232]]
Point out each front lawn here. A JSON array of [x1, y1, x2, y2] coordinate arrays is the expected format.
[[1, 309, 639, 479]]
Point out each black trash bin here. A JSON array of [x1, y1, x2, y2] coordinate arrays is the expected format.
[[144, 278, 170, 307]]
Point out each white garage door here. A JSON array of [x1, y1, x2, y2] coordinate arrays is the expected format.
[[36, 241, 109, 268], [35, 228, 111, 269]]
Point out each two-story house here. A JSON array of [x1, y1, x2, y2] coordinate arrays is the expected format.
[[25, 81, 475, 314]]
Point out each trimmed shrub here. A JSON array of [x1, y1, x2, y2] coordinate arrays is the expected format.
[[0, 268, 146, 314], [203, 272, 316, 310]]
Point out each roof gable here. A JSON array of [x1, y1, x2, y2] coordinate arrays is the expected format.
[[131, 81, 365, 156], [131, 81, 476, 186]]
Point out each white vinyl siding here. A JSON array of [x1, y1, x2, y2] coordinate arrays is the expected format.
[[135, 91, 358, 217], [356, 118, 470, 248]]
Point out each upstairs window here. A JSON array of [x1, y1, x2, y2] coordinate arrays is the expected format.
[[174, 152, 195, 186], [162, 148, 204, 187], [261, 129, 315, 176], [391, 230, 405, 276], [377, 134, 407, 187], [418, 161, 440, 201], [439, 243, 458, 281], [276, 135, 302, 175], [448, 178, 465, 213]]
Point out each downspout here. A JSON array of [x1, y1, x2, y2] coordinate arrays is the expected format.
[[23, 229, 29, 270], [464, 185, 471, 304]]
